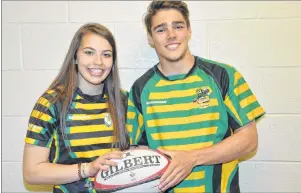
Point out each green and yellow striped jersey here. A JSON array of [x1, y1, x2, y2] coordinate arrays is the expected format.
[[25, 87, 128, 193], [127, 56, 265, 193]]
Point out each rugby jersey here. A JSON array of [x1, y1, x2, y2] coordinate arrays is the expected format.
[[126, 56, 265, 193], [25, 87, 128, 193]]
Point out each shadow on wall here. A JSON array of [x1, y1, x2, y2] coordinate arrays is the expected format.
[[24, 181, 52, 192]]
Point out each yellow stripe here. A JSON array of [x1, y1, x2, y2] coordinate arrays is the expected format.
[[25, 137, 36, 144], [127, 112, 136, 119], [69, 113, 105, 121], [28, 124, 44, 133], [161, 141, 213, 151], [128, 99, 134, 107], [70, 136, 113, 146], [174, 185, 205, 193], [149, 88, 198, 100], [247, 106, 265, 121], [53, 131, 59, 163], [221, 160, 238, 192], [224, 96, 242, 125], [234, 72, 242, 86], [75, 95, 83, 100], [37, 97, 51, 108], [240, 95, 257, 108], [185, 171, 205, 180], [75, 102, 108, 110], [234, 83, 249, 96], [155, 75, 202, 87], [127, 124, 133, 132], [135, 114, 144, 143], [147, 113, 220, 127], [74, 148, 113, 158], [69, 125, 113, 134], [46, 90, 55, 95], [147, 99, 218, 114], [31, 110, 52, 122], [151, 127, 217, 140]]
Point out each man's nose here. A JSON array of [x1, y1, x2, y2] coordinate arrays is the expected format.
[[167, 28, 176, 40]]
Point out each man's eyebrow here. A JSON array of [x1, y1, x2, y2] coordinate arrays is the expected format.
[[153, 21, 186, 31], [172, 21, 185, 25], [153, 23, 167, 31]]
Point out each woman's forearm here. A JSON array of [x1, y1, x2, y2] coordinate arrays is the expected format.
[[23, 162, 81, 185]]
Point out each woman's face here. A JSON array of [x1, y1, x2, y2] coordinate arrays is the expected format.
[[76, 33, 113, 86]]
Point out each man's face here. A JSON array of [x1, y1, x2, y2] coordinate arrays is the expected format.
[[148, 9, 191, 63]]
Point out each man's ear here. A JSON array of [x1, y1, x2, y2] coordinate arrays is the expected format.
[[188, 26, 192, 40], [147, 33, 155, 48]]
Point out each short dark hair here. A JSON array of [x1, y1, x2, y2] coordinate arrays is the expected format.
[[144, 1, 190, 35]]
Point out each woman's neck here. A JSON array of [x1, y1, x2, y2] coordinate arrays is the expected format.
[[78, 73, 104, 96]]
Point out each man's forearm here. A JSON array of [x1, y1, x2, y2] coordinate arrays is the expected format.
[[191, 121, 258, 166]]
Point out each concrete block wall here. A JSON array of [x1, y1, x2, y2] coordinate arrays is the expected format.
[[2, 1, 301, 192]]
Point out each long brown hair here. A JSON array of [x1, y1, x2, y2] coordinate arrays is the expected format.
[[48, 23, 129, 150]]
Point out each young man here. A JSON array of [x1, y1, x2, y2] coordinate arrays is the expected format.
[[127, 1, 265, 192]]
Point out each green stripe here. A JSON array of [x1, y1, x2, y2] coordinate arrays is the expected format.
[[70, 152, 77, 159], [159, 136, 214, 146], [59, 185, 68, 193], [146, 121, 223, 132], [152, 81, 205, 92], [46, 134, 54, 148], [227, 166, 238, 192]]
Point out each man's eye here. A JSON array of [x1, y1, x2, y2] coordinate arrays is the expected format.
[[156, 28, 165, 33], [175, 25, 184, 29]]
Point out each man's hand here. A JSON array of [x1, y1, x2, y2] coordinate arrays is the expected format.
[[157, 148, 196, 192]]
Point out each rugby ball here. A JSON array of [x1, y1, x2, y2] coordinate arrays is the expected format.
[[94, 149, 170, 192]]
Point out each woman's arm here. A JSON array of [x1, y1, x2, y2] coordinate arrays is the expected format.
[[23, 144, 123, 185]]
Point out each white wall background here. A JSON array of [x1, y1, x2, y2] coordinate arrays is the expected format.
[[2, 1, 301, 192]]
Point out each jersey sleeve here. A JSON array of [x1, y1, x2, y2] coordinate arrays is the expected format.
[[224, 67, 265, 131], [25, 92, 58, 148], [126, 89, 146, 146]]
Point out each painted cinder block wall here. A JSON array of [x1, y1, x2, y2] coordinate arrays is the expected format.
[[2, 1, 301, 192]]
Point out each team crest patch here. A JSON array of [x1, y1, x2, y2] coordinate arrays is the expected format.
[[104, 113, 112, 127], [193, 87, 211, 108]]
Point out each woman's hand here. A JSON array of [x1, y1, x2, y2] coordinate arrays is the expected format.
[[86, 151, 124, 177]]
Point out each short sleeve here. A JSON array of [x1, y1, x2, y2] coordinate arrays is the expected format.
[[126, 89, 146, 145], [25, 93, 58, 148], [224, 67, 265, 131]]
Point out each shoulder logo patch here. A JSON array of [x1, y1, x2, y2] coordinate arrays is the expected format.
[[104, 113, 112, 127], [193, 87, 211, 108]]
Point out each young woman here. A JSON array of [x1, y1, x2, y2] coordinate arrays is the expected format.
[[23, 23, 129, 192]]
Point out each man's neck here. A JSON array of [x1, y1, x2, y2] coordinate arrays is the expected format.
[[78, 73, 104, 96], [158, 52, 195, 77]]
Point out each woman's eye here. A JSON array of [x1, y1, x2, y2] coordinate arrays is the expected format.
[[103, 53, 112, 58], [84, 51, 94, 55]]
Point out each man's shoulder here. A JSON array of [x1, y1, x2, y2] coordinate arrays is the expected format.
[[196, 56, 237, 75], [131, 67, 156, 90]]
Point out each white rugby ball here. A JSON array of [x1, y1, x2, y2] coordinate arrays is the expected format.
[[94, 149, 170, 192]]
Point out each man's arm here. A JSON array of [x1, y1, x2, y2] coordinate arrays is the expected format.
[[158, 121, 257, 192]]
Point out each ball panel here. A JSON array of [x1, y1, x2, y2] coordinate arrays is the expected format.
[[94, 149, 170, 192]]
